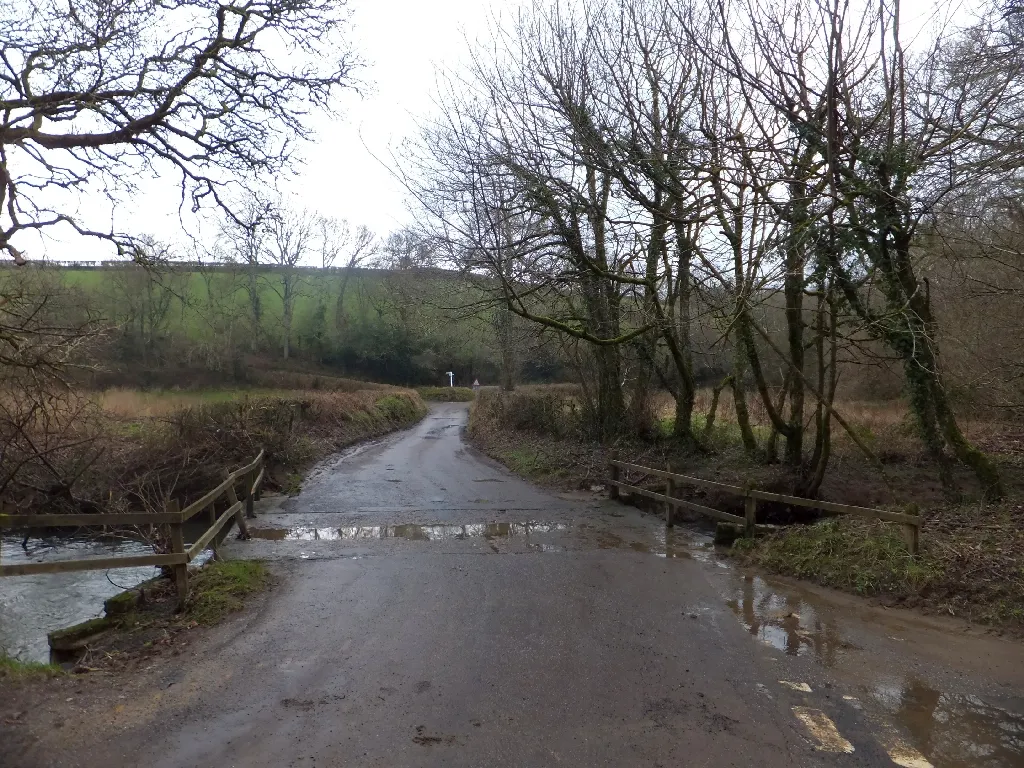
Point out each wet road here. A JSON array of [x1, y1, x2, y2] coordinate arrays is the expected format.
[[28, 404, 1024, 768]]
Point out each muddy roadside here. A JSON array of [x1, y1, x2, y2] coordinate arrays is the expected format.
[[466, 400, 1024, 637], [0, 558, 288, 766]]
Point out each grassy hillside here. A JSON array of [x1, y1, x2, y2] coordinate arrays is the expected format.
[[49, 263, 547, 387]]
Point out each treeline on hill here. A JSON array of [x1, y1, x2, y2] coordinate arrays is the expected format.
[[408, 0, 1024, 503], [4, 254, 566, 390]]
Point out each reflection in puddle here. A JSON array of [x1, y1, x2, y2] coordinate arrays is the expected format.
[[249, 520, 694, 559], [250, 522, 570, 542], [723, 572, 1024, 767], [726, 574, 852, 665], [870, 678, 1024, 768], [652, 527, 693, 560]]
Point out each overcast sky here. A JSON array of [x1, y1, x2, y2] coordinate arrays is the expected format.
[[37, 0, 974, 263], [37, 0, 516, 263]]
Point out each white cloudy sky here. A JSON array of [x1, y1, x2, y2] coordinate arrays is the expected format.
[[34, 0, 977, 263], [38, 0, 519, 262]]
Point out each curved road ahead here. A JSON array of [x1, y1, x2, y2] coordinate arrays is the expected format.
[[24, 404, 1024, 768]]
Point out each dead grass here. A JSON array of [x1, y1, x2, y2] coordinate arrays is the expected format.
[[96, 388, 292, 417], [2, 387, 427, 523]]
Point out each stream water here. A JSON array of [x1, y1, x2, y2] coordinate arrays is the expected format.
[[0, 534, 160, 663], [0, 525, 215, 664]]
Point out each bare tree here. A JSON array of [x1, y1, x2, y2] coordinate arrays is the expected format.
[[264, 206, 317, 360], [0, 0, 357, 263], [318, 217, 376, 333], [0, 266, 105, 511]]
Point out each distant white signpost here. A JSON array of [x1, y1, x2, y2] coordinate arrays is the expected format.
[[446, 371, 454, 387]]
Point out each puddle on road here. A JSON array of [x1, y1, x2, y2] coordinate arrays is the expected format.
[[726, 573, 854, 665], [249, 522, 571, 542], [869, 677, 1024, 768], [250, 521, 697, 560], [723, 570, 1024, 767]]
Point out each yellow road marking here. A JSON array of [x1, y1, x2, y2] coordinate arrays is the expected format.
[[792, 707, 855, 753], [884, 743, 934, 768], [779, 680, 812, 692]]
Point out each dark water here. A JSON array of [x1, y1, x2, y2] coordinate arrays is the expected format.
[[0, 534, 160, 663]]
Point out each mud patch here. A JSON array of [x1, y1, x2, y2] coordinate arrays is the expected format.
[[413, 725, 459, 746]]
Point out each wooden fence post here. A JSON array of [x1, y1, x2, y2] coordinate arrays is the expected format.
[[903, 522, 920, 555], [167, 499, 188, 611], [608, 451, 619, 500], [744, 496, 757, 538], [224, 470, 250, 540], [665, 466, 675, 528], [244, 468, 256, 519], [254, 456, 263, 502]]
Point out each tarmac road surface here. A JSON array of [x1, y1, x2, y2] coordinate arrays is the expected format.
[[16, 403, 1024, 768]]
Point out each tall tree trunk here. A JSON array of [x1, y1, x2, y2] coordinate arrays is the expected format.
[[805, 283, 838, 497], [281, 273, 293, 360], [731, 340, 758, 454], [783, 177, 808, 469], [669, 211, 697, 448]]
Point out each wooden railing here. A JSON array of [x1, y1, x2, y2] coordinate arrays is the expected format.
[[608, 456, 921, 553], [0, 450, 265, 607]]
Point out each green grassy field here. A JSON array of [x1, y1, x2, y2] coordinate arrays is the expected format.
[[61, 266, 394, 337], [54, 264, 504, 385]]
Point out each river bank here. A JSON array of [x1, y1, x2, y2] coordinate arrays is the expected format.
[[0, 385, 428, 665]]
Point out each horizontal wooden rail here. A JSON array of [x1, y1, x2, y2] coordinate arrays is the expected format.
[[608, 455, 921, 553], [180, 473, 236, 521], [747, 489, 921, 525], [613, 480, 745, 524], [612, 461, 742, 494], [0, 511, 182, 529], [187, 501, 241, 561], [232, 449, 265, 479], [0, 553, 187, 578], [250, 467, 265, 498], [181, 450, 264, 521]]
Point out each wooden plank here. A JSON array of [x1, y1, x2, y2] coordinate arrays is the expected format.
[[612, 460, 672, 480], [180, 474, 235, 521], [612, 461, 746, 496], [744, 496, 757, 538], [167, 500, 188, 611], [613, 480, 745, 524], [0, 553, 186, 578], [1, 512, 182, 529], [229, 449, 265, 481], [665, 472, 747, 496], [187, 501, 241, 561], [223, 469, 250, 539], [748, 490, 921, 526], [611, 458, 918, 527], [250, 467, 265, 500], [671, 496, 746, 524]]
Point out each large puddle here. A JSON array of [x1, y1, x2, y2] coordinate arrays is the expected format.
[[249, 522, 571, 541], [725, 571, 1024, 767], [248, 521, 693, 560], [726, 573, 853, 665], [869, 677, 1024, 767]]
